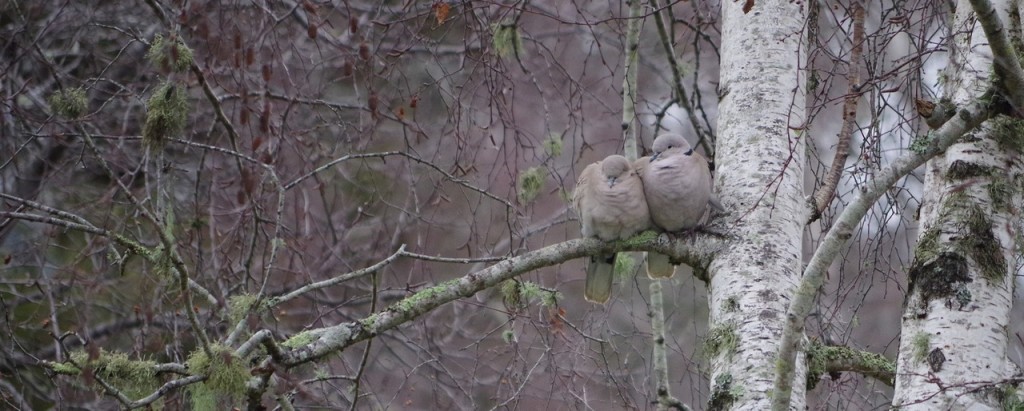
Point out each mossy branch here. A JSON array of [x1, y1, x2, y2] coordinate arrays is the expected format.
[[805, 341, 895, 389], [280, 232, 725, 366]]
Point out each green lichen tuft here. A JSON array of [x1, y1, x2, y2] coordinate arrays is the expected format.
[[395, 279, 459, 313], [622, 230, 659, 247], [491, 21, 522, 58], [990, 115, 1024, 153], [186, 344, 249, 409], [48, 361, 81, 375], [517, 166, 547, 204], [146, 34, 194, 73], [142, 81, 189, 150], [360, 313, 379, 330], [959, 205, 1006, 283], [946, 160, 994, 180], [910, 132, 934, 154], [988, 177, 1014, 212], [542, 134, 564, 156], [722, 296, 740, 313], [68, 349, 158, 401], [501, 279, 523, 308], [228, 293, 260, 324], [558, 189, 573, 204], [49, 87, 88, 119], [708, 373, 741, 411], [702, 322, 738, 360], [501, 279, 560, 308], [521, 281, 560, 307], [613, 253, 637, 279], [912, 333, 930, 363], [281, 330, 315, 348], [997, 385, 1024, 411], [907, 251, 969, 306], [502, 328, 516, 344]]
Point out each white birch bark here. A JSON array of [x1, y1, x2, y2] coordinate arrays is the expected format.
[[710, 0, 808, 409], [892, 0, 1022, 408]]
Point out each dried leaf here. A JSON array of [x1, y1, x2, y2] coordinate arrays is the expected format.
[[433, 2, 450, 25]]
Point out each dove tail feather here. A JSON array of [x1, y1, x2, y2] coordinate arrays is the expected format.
[[646, 252, 676, 278], [585, 253, 615, 303]]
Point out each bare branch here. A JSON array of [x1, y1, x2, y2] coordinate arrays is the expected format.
[[809, 2, 864, 222]]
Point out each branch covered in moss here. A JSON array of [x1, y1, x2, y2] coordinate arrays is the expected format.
[[805, 341, 895, 389], [280, 231, 725, 366]]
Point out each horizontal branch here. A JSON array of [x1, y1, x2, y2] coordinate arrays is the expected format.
[[806, 341, 895, 389], [280, 231, 725, 366]]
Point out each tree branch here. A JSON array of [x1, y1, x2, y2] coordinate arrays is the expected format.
[[621, 0, 643, 159], [805, 341, 895, 389], [771, 99, 995, 411], [809, 2, 864, 222], [968, 0, 1024, 115], [280, 232, 724, 366]]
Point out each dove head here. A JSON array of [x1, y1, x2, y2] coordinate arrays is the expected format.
[[651, 134, 693, 161], [600, 155, 632, 185]]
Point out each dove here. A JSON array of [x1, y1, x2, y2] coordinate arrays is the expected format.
[[638, 134, 719, 278], [573, 154, 651, 303]]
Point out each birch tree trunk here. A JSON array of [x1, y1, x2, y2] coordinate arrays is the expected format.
[[709, 0, 808, 408], [892, 0, 1023, 408]]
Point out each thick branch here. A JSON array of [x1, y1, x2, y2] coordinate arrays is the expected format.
[[771, 100, 994, 411], [969, 0, 1024, 114], [280, 232, 724, 366], [806, 341, 895, 389]]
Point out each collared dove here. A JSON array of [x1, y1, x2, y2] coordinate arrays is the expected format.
[[637, 133, 720, 278], [573, 154, 651, 303]]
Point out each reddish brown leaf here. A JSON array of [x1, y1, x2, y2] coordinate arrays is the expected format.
[[743, 0, 754, 13], [350, 16, 358, 34], [433, 2, 450, 25], [302, 0, 317, 15], [359, 43, 370, 60], [260, 101, 271, 133], [307, 22, 318, 39], [342, 60, 354, 77], [262, 64, 272, 82]]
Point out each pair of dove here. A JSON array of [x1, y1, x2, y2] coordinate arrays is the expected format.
[[572, 133, 721, 303]]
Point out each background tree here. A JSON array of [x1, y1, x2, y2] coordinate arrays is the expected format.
[[1, 0, 1023, 410]]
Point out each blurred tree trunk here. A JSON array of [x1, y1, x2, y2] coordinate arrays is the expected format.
[[893, 0, 1024, 408], [708, 0, 808, 409]]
